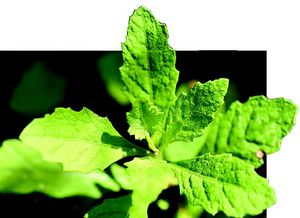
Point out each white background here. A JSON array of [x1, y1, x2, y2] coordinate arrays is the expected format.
[[1, 1, 299, 217]]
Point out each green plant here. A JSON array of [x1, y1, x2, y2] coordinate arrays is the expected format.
[[0, 6, 297, 218]]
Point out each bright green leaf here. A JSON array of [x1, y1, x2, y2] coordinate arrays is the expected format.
[[120, 6, 179, 143], [85, 194, 133, 218], [111, 158, 177, 218], [98, 52, 129, 105], [120, 6, 179, 109], [175, 203, 204, 218], [0, 139, 120, 198], [172, 153, 276, 217], [10, 62, 66, 115], [201, 96, 298, 167], [19, 107, 148, 173], [162, 81, 238, 163], [127, 102, 164, 146], [157, 199, 169, 211], [163, 137, 206, 162], [161, 79, 228, 147]]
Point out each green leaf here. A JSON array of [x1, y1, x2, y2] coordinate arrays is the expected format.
[[172, 153, 276, 217], [111, 158, 177, 218], [175, 80, 197, 97], [162, 81, 238, 163], [201, 96, 298, 167], [161, 79, 228, 147], [0, 139, 120, 198], [10, 62, 66, 115], [85, 194, 133, 218], [163, 137, 206, 162], [120, 6, 179, 143], [157, 199, 169, 211], [175, 203, 204, 218], [98, 52, 129, 105], [19, 107, 147, 173], [127, 102, 164, 147]]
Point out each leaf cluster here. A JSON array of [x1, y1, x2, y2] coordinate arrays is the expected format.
[[0, 6, 297, 218]]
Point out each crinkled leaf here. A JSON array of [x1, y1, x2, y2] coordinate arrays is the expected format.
[[172, 153, 276, 217], [161, 79, 228, 147], [162, 81, 237, 162], [120, 6, 179, 142], [98, 52, 129, 105], [85, 194, 133, 218], [10, 62, 66, 115], [19, 107, 147, 173], [127, 102, 164, 146], [201, 96, 297, 167], [0, 139, 120, 198], [111, 158, 177, 218], [120, 6, 179, 108]]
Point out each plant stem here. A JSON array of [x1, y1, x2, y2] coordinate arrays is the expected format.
[[145, 132, 159, 154]]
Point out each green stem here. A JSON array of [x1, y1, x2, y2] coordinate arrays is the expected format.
[[145, 132, 159, 154]]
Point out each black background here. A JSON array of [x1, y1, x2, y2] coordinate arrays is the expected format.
[[0, 51, 266, 218]]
